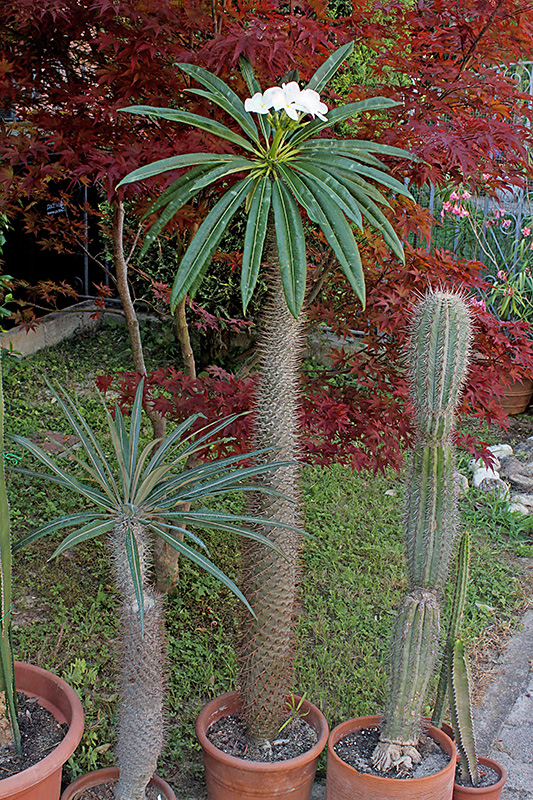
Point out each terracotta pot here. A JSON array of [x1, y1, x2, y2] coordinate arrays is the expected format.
[[499, 378, 533, 415], [325, 714, 456, 800], [195, 690, 329, 800], [60, 767, 176, 800], [0, 661, 84, 800], [453, 756, 507, 800]]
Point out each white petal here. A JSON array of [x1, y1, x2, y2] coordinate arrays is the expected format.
[[263, 86, 284, 109], [285, 103, 300, 121], [282, 81, 302, 103], [244, 92, 265, 112]]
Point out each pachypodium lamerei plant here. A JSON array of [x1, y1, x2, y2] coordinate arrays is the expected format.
[[11, 381, 294, 800], [0, 350, 20, 753], [372, 290, 473, 775], [432, 530, 479, 785], [118, 41, 413, 742]]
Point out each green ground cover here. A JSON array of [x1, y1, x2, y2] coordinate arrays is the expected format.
[[5, 322, 533, 796]]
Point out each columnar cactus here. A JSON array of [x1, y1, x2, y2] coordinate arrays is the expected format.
[[372, 290, 472, 774]]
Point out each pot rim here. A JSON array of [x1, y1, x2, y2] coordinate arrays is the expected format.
[[0, 661, 84, 793], [454, 755, 507, 793], [327, 714, 457, 785], [60, 767, 176, 800], [195, 690, 329, 772]]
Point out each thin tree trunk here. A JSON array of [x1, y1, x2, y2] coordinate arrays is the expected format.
[[174, 298, 196, 379], [238, 227, 304, 741], [112, 199, 166, 441]]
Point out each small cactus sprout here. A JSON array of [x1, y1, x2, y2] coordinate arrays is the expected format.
[[372, 290, 472, 774], [450, 638, 479, 785], [432, 530, 471, 728]]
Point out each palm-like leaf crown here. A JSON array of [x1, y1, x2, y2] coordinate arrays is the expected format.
[[10, 381, 293, 631], [118, 42, 413, 317]]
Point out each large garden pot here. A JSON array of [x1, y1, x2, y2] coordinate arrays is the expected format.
[[0, 661, 84, 800], [499, 377, 533, 415], [60, 767, 176, 800], [195, 690, 329, 800], [326, 714, 456, 800], [453, 756, 507, 800]]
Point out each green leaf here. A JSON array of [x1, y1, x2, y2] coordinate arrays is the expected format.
[[51, 519, 117, 558], [306, 41, 355, 92], [301, 138, 415, 161], [300, 143, 387, 168], [43, 381, 119, 501], [292, 160, 362, 228], [324, 164, 393, 208], [241, 176, 272, 312], [142, 165, 214, 219], [288, 97, 399, 147], [239, 56, 271, 143], [125, 523, 145, 635], [119, 105, 256, 152], [126, 380, 144, 501], [333, 176, 405, 261], [148, 522, 255, 616], [298, 171, 366, 305], [140, 159, 255, 257], [278, 165, 365, 304], [12, 513, 107, 553], [177, 63, 260, 144], [9, 434, 114, 510], [271, 176, 307, 316], [297, 151, 412, 198], [170, 176, 254, 310], [117, 153, 241, 188]]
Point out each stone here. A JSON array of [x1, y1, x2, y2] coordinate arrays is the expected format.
[[384, 489, 398, 497], [473, 466, 500, 487], [507, 502, 530, 515], [454, 471, 469, 496], [510, 493, 533, 508], [488, 443, 514, 458], [479, 477, 510, 499]]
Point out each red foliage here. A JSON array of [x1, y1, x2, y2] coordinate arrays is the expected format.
[[100, 248, 533, 472]]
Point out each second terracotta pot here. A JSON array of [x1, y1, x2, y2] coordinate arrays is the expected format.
[[195, 690, 329, 800], [453, 756, 507, 800], [0, 661, 84, 800], [60, 767, 176, 800], [326, 714, 456, 800]]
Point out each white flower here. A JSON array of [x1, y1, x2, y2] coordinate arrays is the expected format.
[[293, 88, 328, 121], [244, 81, 328, 122], [244, 91, 273, 115]]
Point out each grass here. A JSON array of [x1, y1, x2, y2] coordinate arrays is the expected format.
[[4, 321, 532, 795]]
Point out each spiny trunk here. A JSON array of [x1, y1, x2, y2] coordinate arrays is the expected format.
[[238, 234, 304, 742], [109, 521, 165, 800]]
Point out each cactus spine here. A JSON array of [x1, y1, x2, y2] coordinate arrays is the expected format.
[[373, 290, 472, 773], [109, 521, 165, 800], [238, 225, 304, 742]]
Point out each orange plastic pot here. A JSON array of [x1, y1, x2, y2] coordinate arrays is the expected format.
[[453, 757, 507, 800], [195, 690, 329, 800], [60, 767, 176, 800], [0, 661, 84, 800], [326, 715, 456, 800]]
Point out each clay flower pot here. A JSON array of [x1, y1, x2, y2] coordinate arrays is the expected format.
[[195, 690, 329, 800], [453, 756, 507, 800], [325, 714, 456, 800], [60, 767, 176, 800], [499, 377, 533, 415], [0, 661, 84, 800]]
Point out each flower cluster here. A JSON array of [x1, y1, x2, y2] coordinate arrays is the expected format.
[[244, 81, 328, 121]]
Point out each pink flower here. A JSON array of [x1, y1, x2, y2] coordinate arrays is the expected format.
[[470, 297, 487, 311], [497, 270, 507, 280], [452, 203, 462, 215], [461, 191, 471, 200], [450, 191, 459, 201], [522, 227, 531, 237], [502, 219, 511, 229]]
